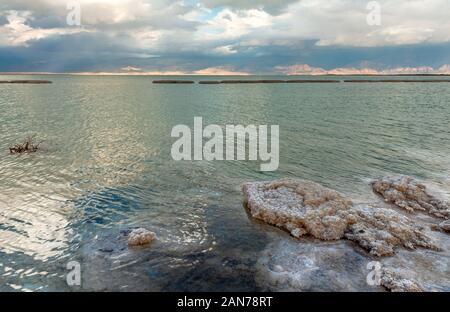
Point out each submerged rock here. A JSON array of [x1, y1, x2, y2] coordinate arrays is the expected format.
[[255, 239, 378, 291], [243, 178, 439, 256], [127, 228, 156, 246], [372, 176, 450, 219], [438, 220, 450, 232], [345, 207, 438, 256], [380, 268, 423, 292]]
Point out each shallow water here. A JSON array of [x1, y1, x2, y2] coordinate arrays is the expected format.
[[0, 75, 449, 291]]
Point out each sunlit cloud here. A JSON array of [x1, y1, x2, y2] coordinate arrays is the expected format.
[[192, 66, 249, 75], [275, 64, 450, 75], [0, 10, 87, 46]]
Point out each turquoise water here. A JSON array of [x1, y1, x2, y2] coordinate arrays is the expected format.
[[1, 75, 450, 291]]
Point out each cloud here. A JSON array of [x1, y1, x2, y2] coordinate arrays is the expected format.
[[201, 0, 297, 14], [3, 0, 450, 48], [1, 0, 450, 72], [275, 63, 450, 75], [121, 65, 142, 71], [274, 64, 327, 75], [0, 10, 86, 46], [274, 0, 450, 48], [197, 8, 273, 41], [71, 70, 187, 75], [212, 45, 237, 55], [192, 66, 249, 75], [2, 0, 197, 29], [64, 66, 249, 75]]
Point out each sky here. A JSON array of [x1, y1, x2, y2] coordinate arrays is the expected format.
[[1, 0, 450, 74]]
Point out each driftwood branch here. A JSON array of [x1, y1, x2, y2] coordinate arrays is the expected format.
[[9, 136, 41, 154]]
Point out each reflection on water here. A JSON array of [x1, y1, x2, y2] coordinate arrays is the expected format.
[[0, 75, 449, 291], [0, 193, 71, 259]]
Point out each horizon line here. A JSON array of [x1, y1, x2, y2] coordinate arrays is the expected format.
[[2, 72, 450, 77]]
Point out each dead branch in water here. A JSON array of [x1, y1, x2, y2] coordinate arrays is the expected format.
[[9, 136, 41, 154]]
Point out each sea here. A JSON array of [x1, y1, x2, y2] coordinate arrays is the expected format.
[[1, 75, 449, 291]]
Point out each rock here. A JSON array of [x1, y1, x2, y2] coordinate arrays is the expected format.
[[372, 176, 450, 219], [243, 179, 354, 241], [380, 268, 423, 292], [344, 206, 439, 256], [98, 247, 114, 253], [439, 220, 450, 232], [127, 228, 156, 246], [272, 265, 285, 273], [255, 237, 387, 291], [243, 178, 439, 256]]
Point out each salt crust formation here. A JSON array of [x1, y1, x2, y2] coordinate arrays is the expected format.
[[380, 268, 423, 292], [372, 176, 450, 219], [439, 220, 450, 232], [431, 220, 450, 233], [127, 228, 156, 246], [243, 179, 439, 257]]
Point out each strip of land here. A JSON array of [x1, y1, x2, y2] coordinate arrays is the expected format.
[[0, 80, 52, 84], [285, 80, 340, 83], [154, 79, 450, 84], [219, 79, 285, 83], [152, 80, 195, 84], [4, 78, 448, 85], [198, 81, 220, 84], [344, 79, 450, 83]]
